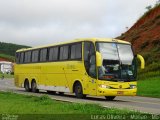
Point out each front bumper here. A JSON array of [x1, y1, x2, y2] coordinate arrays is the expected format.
[[97, 88, 137, 96]]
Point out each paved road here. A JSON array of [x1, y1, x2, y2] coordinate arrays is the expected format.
[[0, 78, 160, 114]]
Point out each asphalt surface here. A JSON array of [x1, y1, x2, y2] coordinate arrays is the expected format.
[[0, 78, 160, 114]]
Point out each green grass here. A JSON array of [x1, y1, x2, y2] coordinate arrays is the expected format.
[[0, 91, 153, 120], [0, 92, 140, 115], [137, 71, 160, 80], [137, 77, 160, 98], [137, 61, 160, 98], [137, 62, 160, 80], [0, 73, 14, 78]]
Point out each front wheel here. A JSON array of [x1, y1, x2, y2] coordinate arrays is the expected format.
[[105, 96, 116, 101], [75, 82, 86, 99]]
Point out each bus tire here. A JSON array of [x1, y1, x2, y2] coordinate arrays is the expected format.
[[47, 91, 56, 94], [59, 92, 64, 95], [105, 96, 115, 101], [31, 80, 39, 93], [24, 80, 31, 92], [74, 82, 86, 99]]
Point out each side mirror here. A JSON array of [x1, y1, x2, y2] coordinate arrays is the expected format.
[[137, 54, 145, 69], [96, 52, 102, 67]]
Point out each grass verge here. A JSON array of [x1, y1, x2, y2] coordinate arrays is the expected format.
[[0, 91, 153, 120], [137, 77, 160, 98], [0, 92, 139, 114]]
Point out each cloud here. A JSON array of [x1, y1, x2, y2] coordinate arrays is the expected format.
[[0, 0, 157, 46]]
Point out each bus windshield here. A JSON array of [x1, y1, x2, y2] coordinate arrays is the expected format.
[[96, 42, 137, 82]]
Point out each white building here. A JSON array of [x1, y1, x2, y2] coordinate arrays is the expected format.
[[0, 61, 13, 74]]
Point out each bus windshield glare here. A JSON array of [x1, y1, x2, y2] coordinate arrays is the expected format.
[[96, 42, 137, 82]]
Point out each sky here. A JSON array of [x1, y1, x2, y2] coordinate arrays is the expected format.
[[0, 0, 158, 47]]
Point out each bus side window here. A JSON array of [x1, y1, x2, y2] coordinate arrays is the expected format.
[[16, 52, 20, 64], [84, 42, 96, 78], [32, 50, 39, 63], [49, 47, 59, 61], [40, 48, 48, 62], [71, 43, 82, 60], [20, 52, 24, 63], [60, 45, 69, 60], [24, 51, 31, 63]]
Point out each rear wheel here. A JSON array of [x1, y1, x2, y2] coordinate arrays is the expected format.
[[24, 80, 31, 92], [59, 92, 64, 95], [31, 80, 39, 93], [105, 96, 115, 101], [47, 91, 56, 94], [74, 82, 86, 99]]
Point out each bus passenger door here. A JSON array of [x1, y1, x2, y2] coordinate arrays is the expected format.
[[84, 42, 97, 95]]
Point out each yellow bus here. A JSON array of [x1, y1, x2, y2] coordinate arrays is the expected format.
[[14, 38, 145, 100]]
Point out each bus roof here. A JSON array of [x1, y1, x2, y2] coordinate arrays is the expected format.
[[16, 38, 130, 52]]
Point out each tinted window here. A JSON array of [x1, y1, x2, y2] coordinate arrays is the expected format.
[[32, 50, 39, 62], [20, 52, 24, 63], [84, 42, 90, 61], [71, 45, 76, 59], [40, 48, 47, 62], [49, 47, 59, 61], [60, 46, 64, 60], [71, 43, 82, 59], [84, 42, 96, 78], [24, 51, 31, 63], [60, 46, 69, 60], [15, 52, 20, 64]]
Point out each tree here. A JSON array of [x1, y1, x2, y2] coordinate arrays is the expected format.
[[145, 5, 152, 11], [155, 0, 160, 6]]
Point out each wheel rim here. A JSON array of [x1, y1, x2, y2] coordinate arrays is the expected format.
[[25, 84, 28, 89], [25, 82, 29, 91], [32, 82, 37, 92], [77, 86, 81, 94], [33, 82, 36, 89]]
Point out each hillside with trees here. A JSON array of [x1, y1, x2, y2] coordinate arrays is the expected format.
[[0, 42, 30, 61]]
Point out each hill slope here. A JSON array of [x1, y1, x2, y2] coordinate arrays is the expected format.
[[0, 42, 30, 61], [117, 4, 160, 65]]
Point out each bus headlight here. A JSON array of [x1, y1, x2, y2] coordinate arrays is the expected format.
[[130, 85, 136, 89], [99, 84, 110, 89]]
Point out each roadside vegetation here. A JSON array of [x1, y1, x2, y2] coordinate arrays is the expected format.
[[0, 92, 153, 120], [137, 61, 160, 98], [137, 77, 160, 98], [136, 31, 160, 98], [0, 92, 128, 114], [137, 62, 160, 80], [0, 72, 14, 79]]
